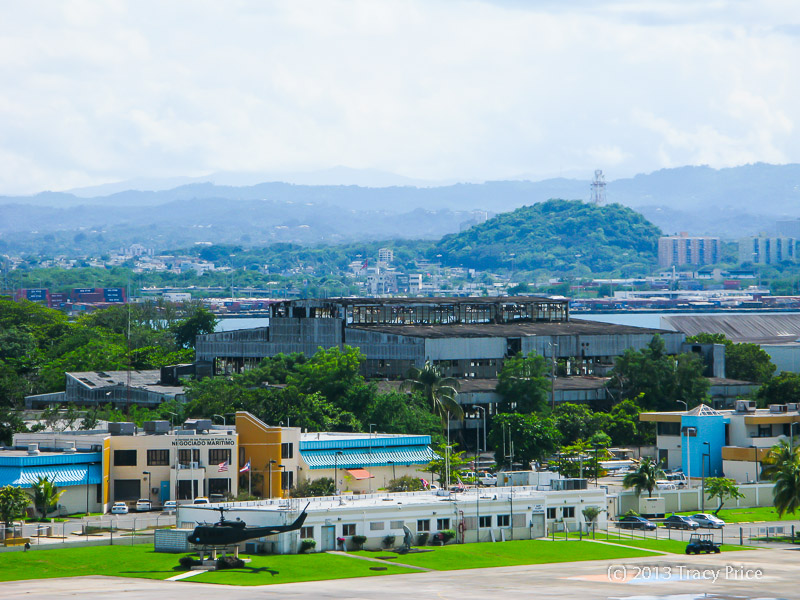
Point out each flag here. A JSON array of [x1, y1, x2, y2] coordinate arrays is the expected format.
[[218, 460, 229, 472], [361, 259, 368, 271], [420, 478, 429, 489], [239, 460, 250, 473]]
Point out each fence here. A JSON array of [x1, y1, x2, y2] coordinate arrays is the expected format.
[[0, 514, 176, 552], [551, 521, 799, 547]]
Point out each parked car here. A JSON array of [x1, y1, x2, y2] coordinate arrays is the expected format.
[[689, 513, 725, 529], [111, 502, 129, 515], [462, 471, 498, 486], [192, 497, 210, 505], [163, 500, 178, 512], [135, 498, 152, 512], [656, 480, 677, 490], [618, 515, 657, 530], [664, 515, 699, 530], [685, 533, 721, 554]]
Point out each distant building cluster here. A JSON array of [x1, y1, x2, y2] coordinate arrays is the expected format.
[[14, 287, 126, 309], [738, 236, 798, 265]]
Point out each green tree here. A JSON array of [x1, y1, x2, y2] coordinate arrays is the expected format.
[[362, 392, 443, 441], [387, 475, 424, 492], [762, 439, 797, 480], [0, 485, 30, 529], [622, 457, 665, 498], [495, 352, 550, 413], [487, 413, 562, 468], [607, 398, 653, 446], [30, 476, 65, 519], [170, 306, 218, 349], [703, 477, 745, 516], [770, 455, 800, 517], [401, 361, 462, 422], [757, 372, 800, 406], [687, 333, 775, 383], [425, 443, 474, 487], [290, 477, 336, 498], [553, 403, 610, 445]]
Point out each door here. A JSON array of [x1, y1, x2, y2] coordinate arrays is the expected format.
[[321, 525, 336, 551], [160, 481, 170, 504]]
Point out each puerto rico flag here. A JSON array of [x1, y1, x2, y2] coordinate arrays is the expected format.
[[239, 460, 251, 473], [218, 460, 229, 472]]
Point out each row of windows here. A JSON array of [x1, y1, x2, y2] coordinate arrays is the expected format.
[[113, 448, 232, 467], [300, 516, 527, 539], [546, 507, 575, 519]]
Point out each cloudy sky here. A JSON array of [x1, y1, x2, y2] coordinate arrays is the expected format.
[[2, 0, 800, 194]]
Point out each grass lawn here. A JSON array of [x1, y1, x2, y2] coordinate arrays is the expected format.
[[352, 539, 658, 571], [587, 537, 746, 553], [0, 545, 178, 582], [676, 506, 800, 523]]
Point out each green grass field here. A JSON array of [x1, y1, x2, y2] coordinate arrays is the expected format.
[[352, 539, 657, 571], [676, 506, 800, 523], [0, 540, 658, 585], [588, 537, 746, 554]]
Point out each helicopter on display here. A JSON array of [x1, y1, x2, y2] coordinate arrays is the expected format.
[[187, 503, 309, 548]]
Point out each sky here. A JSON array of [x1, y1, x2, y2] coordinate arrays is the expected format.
[[2, 0, 800, 194]]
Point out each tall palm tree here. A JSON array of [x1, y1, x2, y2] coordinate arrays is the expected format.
[[762, 439, 796, 481], [772, 455, 800, 517], [401, 361, 462, 422], [31, 476, 64, 520], [622, 456, 664, 498]]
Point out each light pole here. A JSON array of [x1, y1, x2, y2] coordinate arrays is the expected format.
[[475, 406, 487, 460], [676, 400, 688, 484], [701, 441, 710, 511], [268, 459, 277, 499], [791, 421, 798, 455], [752, 445, 759, 483], [369, 424, 376, 493], [334, 451, 343, 495], [143, 471, 151, 503], [213, 414, 226, 426], [165, 411, 178, 430], [278, 464, 287, 498], [549, 341, 558, 409], [388, 460, 396, 482]]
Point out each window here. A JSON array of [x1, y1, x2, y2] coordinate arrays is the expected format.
[[547, 508, 557, 519], [239, 447, 246, 465], [370, 522, 385, 531], [209, 449, 231, 465], [417, 519, 431, 532], [300, 526, 314, 539], [390, 520, 404, 530], [281, 443, 294, 459], [178, 480, 199, 500], [147, 449, 169, 466], [208, 478, 230, 496], [113, 450, 137, 467], [497, 514, 510, 527], [114, 479, 141, 501], [436, 518, 450, 530], [343, 524, 356, 536], [758, 425, 772, 438], [281, 471, 294, 490], [478, 515, 492, 528], [563, 507, 575, 518], [178, 449, 200, 466], [657, 422, 681, 436]]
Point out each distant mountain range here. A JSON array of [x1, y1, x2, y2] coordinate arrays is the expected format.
[[0, 163, 798, 254]]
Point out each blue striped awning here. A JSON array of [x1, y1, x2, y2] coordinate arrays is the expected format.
[[301, 446, 435, 469], [0, 463, 102, 488]]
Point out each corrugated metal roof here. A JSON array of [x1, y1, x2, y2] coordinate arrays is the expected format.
[[663, 314, 800, 344], [301, 446, 435, 469], [0, 463, 102, 487]]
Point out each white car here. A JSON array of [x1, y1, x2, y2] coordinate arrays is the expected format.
[[163, 500, 177, 512], [111, 502, 129, 514], [135, 498, 152, 512], [192, 497, 210, 505], [689, 513, 725, 529]]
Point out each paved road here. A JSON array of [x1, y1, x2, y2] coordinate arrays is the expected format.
[[0, 547, 794, 600]]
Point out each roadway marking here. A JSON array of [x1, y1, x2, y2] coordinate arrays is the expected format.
[[327, 550, 432, 571]]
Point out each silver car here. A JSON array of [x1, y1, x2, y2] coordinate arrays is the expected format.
[[690, 513, 725, 529]]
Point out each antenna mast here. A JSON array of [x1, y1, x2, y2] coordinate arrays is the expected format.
[[590, 169, 606, 204]]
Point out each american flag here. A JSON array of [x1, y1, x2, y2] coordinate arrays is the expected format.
[[218, 460, 229, 472]]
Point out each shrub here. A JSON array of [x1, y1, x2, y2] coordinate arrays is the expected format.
[[290, 477, 336, 498], [387, 476, 424, 493], [178, 556, 201, 569], [352, 535, 367, 550], [416, 532, 429, 546], [382, 534, 396, 548], [439, 529, 456, 544], [216, 556, 245, 569], [300, 538, 317, 553]]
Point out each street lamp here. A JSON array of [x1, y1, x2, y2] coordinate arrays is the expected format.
[[213, 414, 226, 426], [278, 464, 287, 498], [165, 411, 178, 429], [143, 471, 151, 503], [752, 445, 759, 483], [369, 424, 377, 493], [701, 441, 710, 511], [334, 451, 344, 495], [682, 426, 695, 488], [268, 459, 277, 499]]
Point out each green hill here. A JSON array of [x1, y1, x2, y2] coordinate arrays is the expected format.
[[433, 199, 661, 274]]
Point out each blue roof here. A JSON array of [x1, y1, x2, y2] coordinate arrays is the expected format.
[[300, 435, 431, 451], [0, 452, 103, 488], [301, 446, 435, 469]]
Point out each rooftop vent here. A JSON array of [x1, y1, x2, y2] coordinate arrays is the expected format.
[[735, 400, 756, 413], [108, 422, 136, 436], [27, 443, 40, 456], [143, 420, 170, 434], [63, 442, 76, 454], [769, 404, 789, 413], [184, 419, 212, 433], [788, 403, 799, 412]]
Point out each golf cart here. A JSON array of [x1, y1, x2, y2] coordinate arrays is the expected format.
[[685, 533, 721, 554]]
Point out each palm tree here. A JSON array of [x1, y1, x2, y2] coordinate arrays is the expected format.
[[400, 361, 462, 422], [622, 456, 664, 498], [31, 476, 64, 520], [772, 455, 800, 517], [762, 439, 796, 480]]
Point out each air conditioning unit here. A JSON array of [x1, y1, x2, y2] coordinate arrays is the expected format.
[[735, 400, 756, 413], [788, 403, 799, 412], [190, 461, 200, 469], [769, 404, 789, 413]]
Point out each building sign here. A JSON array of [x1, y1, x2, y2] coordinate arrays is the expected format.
[[531, 504, 545, 514], [171, 437, 235, 447]]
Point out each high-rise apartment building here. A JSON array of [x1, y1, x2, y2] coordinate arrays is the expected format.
[[658, 234, 719, 268]]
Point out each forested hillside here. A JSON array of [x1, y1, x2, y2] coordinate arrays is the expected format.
[[434, 199, 661, 274]]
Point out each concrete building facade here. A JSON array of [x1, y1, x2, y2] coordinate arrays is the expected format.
[[658, 234, 720, 268]]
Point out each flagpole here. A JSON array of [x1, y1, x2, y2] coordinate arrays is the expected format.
[[248, 464, 252, 497]]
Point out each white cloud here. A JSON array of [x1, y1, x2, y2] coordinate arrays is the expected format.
[[0, 0, 799, 193]]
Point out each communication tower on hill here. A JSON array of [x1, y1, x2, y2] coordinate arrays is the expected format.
[[590, 169, 606, 204]]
